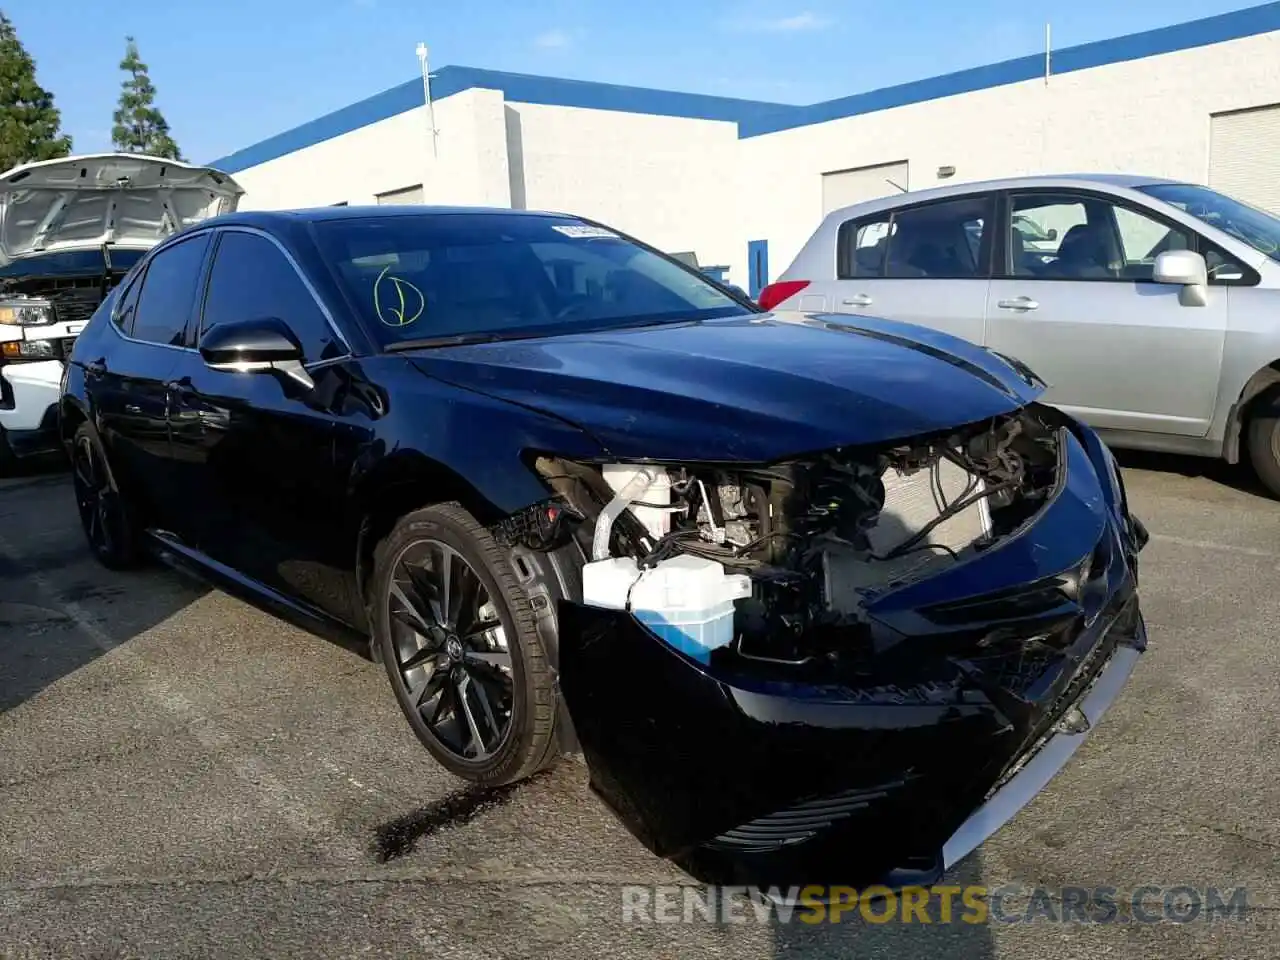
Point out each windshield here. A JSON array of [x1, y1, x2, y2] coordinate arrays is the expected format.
[[312, 213, 752, 347], [0, 247, 147, 279], [1138, 183, 1280, 263]]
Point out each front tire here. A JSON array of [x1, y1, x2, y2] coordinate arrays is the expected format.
[[70, 423, 142, 569], [1247, 406, 1280, 499], [372, 502, 560, 786]]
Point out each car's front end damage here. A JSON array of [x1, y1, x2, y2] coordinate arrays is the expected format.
[[534, 402, 1148, 890], [405, 309, 1149, 889]]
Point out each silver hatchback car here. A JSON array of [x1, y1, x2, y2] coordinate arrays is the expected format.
[[766, 174, 1280, 496]]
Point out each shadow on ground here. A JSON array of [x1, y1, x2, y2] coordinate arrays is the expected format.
[[0, 468, 213, 714], [1112, 447, 1270, 499]]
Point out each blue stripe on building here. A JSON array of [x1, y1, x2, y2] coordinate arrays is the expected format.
[[209, 2, 1280, 173]]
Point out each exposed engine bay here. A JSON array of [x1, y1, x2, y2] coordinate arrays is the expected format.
[[529, 406, 1065, 667], [0, 267, 129, 328]]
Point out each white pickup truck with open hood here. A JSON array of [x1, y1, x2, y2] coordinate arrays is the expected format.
[[0, 153, 243, 469]]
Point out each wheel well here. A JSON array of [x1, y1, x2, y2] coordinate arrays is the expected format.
[[1225, 362, 1280, 464], [353, 459, 506, 608], [59, 399, 86, 443]]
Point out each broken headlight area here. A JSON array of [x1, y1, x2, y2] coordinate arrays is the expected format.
[[534, 404, 1069, 678]]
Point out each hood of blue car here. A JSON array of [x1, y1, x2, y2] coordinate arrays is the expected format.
[[407, 311, 1045, 461]]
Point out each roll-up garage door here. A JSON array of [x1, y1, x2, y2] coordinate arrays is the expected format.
[[376, 184, 424, 205], [820, 161, 909, 216], [1210, 105, 1280, 214]]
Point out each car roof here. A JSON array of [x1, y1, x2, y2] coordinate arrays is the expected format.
[[190, 205, 583, 232], [820, 173, 1189, 222]]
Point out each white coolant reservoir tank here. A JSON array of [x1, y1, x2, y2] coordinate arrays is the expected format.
[[582, 557, 641, 611], [628, 555, 752, 663], [603, 463, 672, 540]]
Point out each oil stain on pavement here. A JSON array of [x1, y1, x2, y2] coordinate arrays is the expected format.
[[372, 774, 543, 862]]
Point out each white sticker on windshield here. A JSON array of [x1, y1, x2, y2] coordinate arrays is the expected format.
[[552, 224, 618, 239]]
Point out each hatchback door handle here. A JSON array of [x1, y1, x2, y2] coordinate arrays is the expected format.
[[997, 296, 1039, 311], [85, 358, 106, 376], [842, 294, 873, 307]]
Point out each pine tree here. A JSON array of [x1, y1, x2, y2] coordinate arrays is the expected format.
[[111, 37, 182, 160], [0, 11, 72, 173]]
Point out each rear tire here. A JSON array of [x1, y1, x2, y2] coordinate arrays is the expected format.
[[372, 502, 560, 786], [1247, 406, 1280, 499], [70, 423, 142, 569]]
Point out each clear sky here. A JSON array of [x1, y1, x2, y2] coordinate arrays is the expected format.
[[4, 0, 1264, 165]]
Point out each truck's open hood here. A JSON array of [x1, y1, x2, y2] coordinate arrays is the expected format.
[[0, 154, 243, 267]]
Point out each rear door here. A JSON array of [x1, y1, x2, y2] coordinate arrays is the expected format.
[[984, 190, 1231, 436], [87, 232, 211, 529], [165, 228, 365, 625], [821, 193, 994, 346]]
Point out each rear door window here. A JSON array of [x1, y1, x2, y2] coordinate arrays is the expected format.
[[837, 195, 993, 279], [129, 234, 211, 346]]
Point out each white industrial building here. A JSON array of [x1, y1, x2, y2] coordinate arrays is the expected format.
[[213, 2, 1280, 296]]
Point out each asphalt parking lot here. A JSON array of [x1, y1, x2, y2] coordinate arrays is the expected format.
[[2, 452, 1278, 959]]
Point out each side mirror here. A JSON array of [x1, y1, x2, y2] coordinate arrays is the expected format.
[[199, 317, 313, 388], [1153, 250, 1209, 307], [1046, 228, 1058, 242]]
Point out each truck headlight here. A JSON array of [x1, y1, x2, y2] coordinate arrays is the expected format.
[[0, 299, 54, 326], [1, 338, 59, 360]]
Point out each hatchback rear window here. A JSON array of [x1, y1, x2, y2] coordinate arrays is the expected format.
[[312, 214, 751, 347]]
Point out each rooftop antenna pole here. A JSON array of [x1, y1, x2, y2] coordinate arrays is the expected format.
[[1045, 23, 1051, 85], [416, 42, 439, 158]]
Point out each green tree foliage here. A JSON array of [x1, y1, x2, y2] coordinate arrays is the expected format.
[[0, 11, 72, 173], [112, 37, 182, 160]]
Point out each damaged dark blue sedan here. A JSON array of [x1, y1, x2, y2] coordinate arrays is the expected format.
[[58, 206, 1149, 891]]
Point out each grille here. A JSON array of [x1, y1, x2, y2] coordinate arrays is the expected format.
[[48, 287, 103, 326], [707, 779, 908, 852], [968, 646, 1063, 696]]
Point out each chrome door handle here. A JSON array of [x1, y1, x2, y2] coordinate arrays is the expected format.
[[842, 294, 873, 307], [997, 296, 1039, 311], [124, 404, 142, 415]]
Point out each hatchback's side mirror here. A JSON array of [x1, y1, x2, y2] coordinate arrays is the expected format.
[[1153, 250, 1209, 307], [199, 317, 314, 388], [1046, 228, 1058, 242]]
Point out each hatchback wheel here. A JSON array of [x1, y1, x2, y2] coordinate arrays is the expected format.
[[372, 502, 559, 785], [70, 423, 141, 569], [1247, 405, 1280, 499]]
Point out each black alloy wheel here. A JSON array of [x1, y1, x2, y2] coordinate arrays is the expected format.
[[373, 503, 559, 785], [389, 539, 514, 762], [70, 423, 140, 569]]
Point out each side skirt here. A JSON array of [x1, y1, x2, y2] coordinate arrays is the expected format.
[[146, 529, 374, 659]]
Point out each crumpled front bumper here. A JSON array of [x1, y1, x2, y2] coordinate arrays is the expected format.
[[556, 419, 1149, 890], [941, 619, 1143, 873]]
